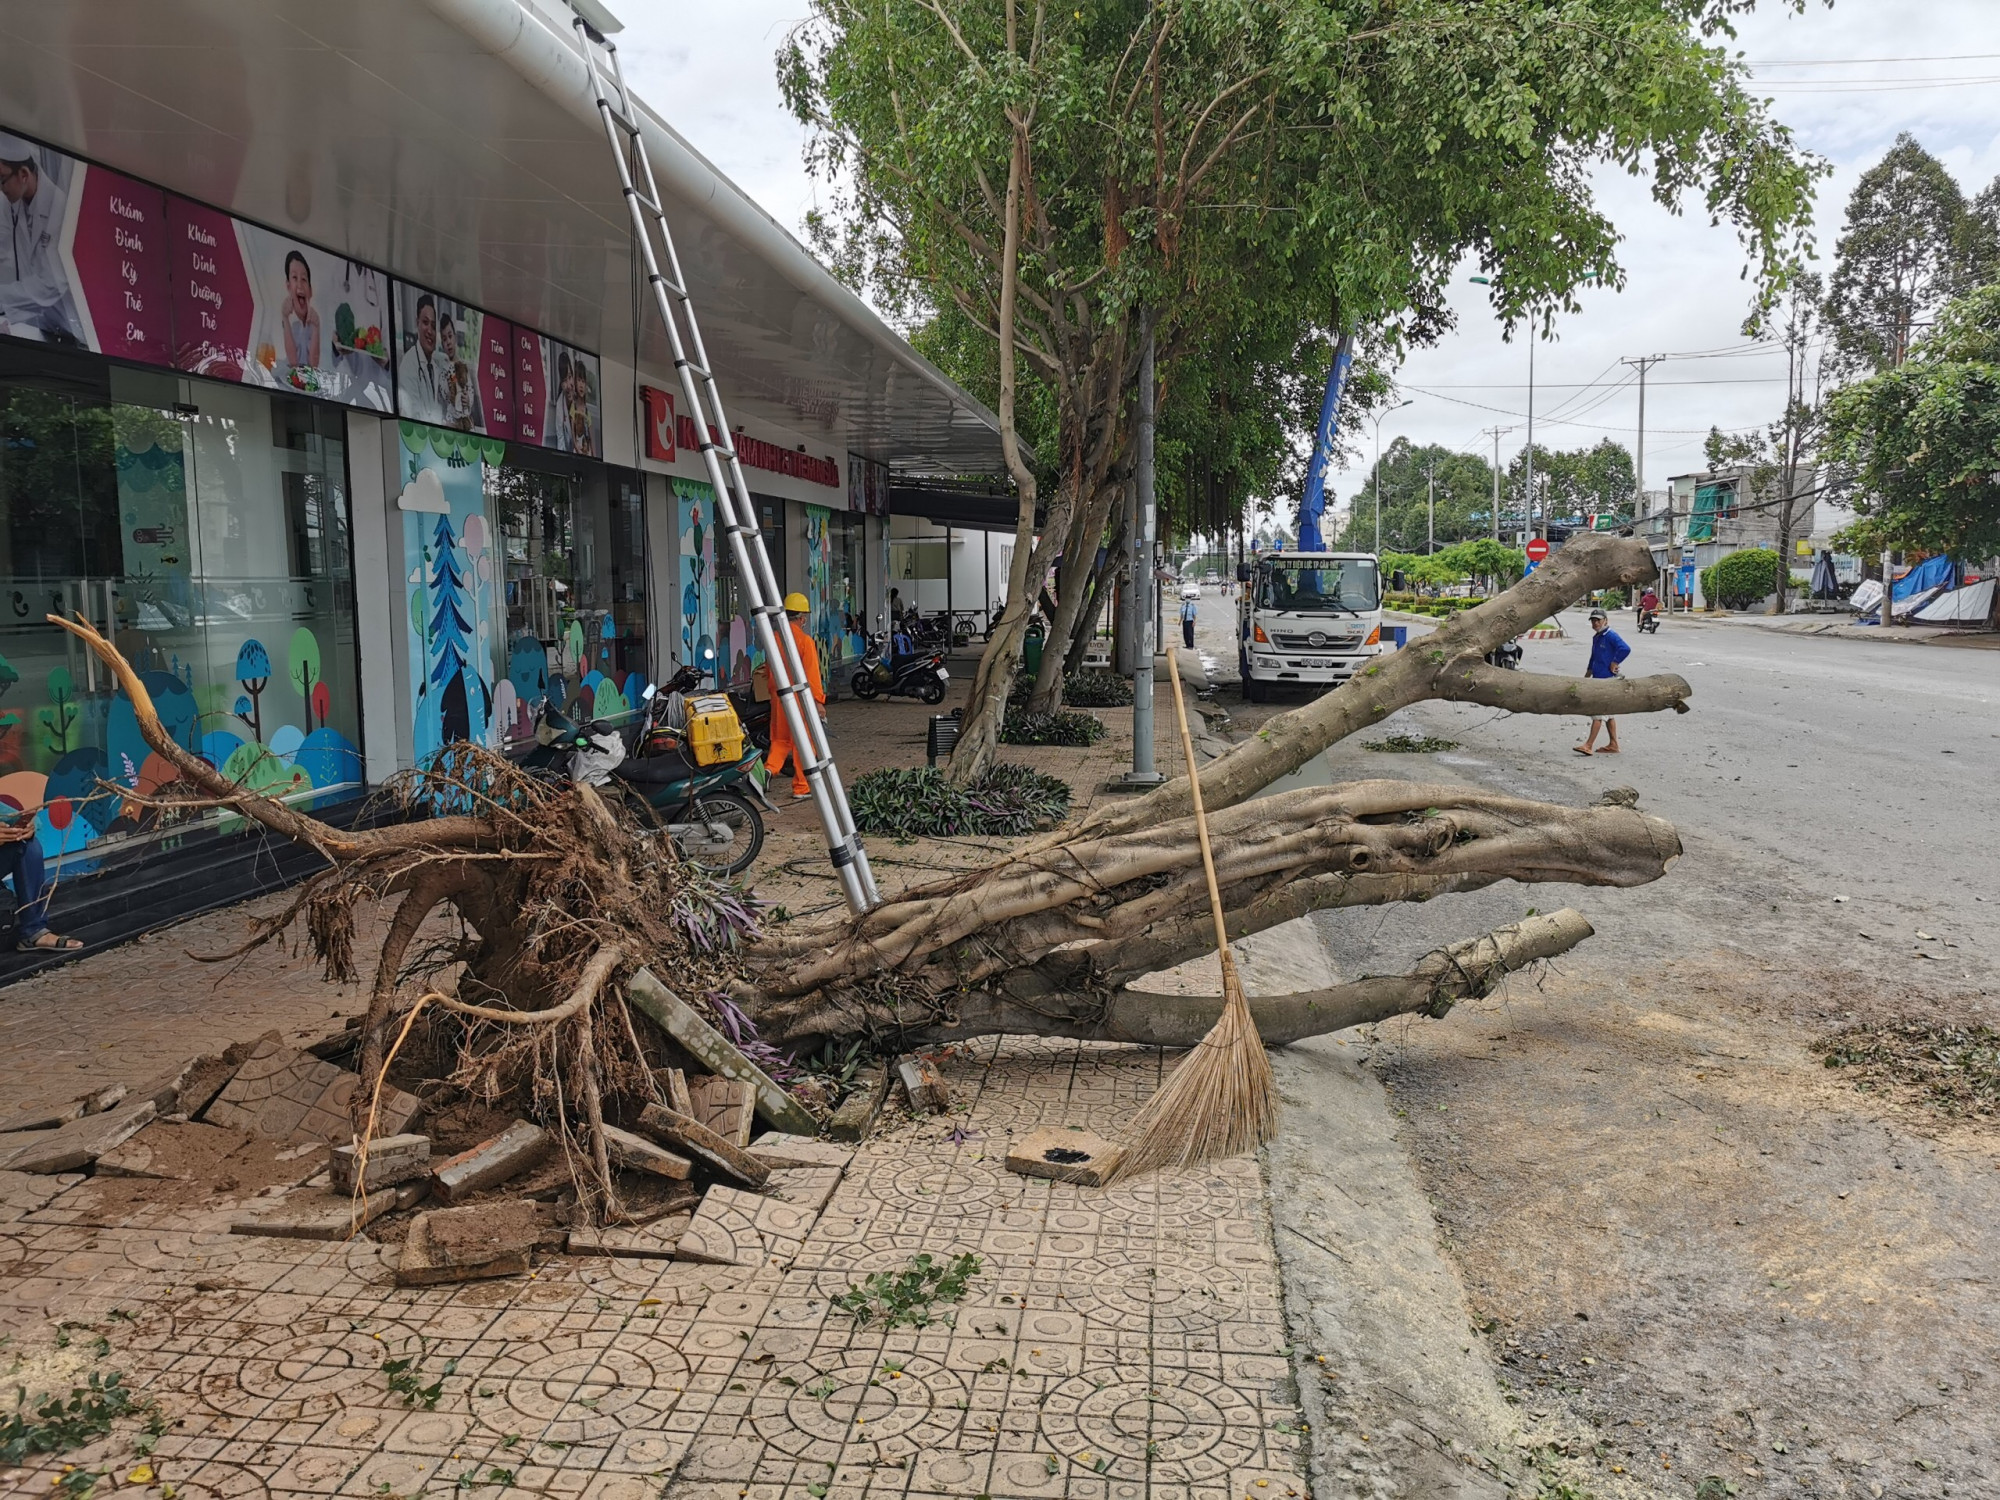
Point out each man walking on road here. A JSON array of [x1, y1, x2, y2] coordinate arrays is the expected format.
[[1179, 591, 1199, 651], [1574, 607, 1630, 756], [764, 592, 825, 800]]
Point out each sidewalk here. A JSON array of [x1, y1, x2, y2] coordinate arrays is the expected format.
[[1670, 610, 2000, 649], [0, 633, 1567, 1500]]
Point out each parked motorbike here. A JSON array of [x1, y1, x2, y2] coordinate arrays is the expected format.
[[850, 632, 949, 705], [1484, 637, 1524, 670], [528, 676, 768, 877]]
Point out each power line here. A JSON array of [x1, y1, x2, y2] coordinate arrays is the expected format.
[[1746, 51, 2000, 66], [1400, 383, 1762, 436], [1404, 376, 1790, 388]]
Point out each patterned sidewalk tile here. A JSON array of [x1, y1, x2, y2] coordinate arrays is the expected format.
[[0, 1035, 1305, 1500]]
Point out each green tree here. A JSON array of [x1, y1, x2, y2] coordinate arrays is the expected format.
[[1824, 134, 1965, 374], [1953, 175, 2000, 291], [783, 0, 1822, 776], [1502, 440, 1638, 529], [1824, 282, 2000, 563], [1337, 439, 1496, 553], [289, 627, 323, 732]]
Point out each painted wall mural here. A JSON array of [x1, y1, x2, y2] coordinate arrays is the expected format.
[[674, 478, 717, 681], [399, 422, 504, 764]]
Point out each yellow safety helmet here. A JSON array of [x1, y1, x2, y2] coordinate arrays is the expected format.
[[782, 591, 810, 614]]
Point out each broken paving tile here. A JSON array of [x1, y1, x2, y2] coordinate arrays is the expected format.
[[0, 1169, 82, 1221], [204, 1037, 419, 1145], [687, 1076, 756, 1147], [1004, 1126, 1124, 1187], [634, 1105, 770, 1189], [625, 968, 816, 1135], [429, 1121, 552, 1205], [568, 1211, 693, 1260], [396, 1200, 562, 1286], [673, 1185, 816, 1269], [230, 1184, 397, 1240], [827, 1066, 888, 1144], [601, 1123, 692, 1181], [329, 1133, 431, 1194], [765, 1166, 841, 1213], [746, 1134, 854, 1171], [0, 1098, 157, 1174], [894, 1054, 950, 1114]]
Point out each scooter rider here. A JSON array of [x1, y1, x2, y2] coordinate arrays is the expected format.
[[763, 592, 825, 800], [1637, 584, 1660, 629]]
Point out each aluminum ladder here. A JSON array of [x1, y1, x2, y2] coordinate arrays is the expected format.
[[569, 9, 880, 913]]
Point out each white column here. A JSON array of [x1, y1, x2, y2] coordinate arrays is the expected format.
[[345, 414, 411, 781]]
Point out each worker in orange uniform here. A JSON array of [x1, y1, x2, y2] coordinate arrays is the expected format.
[[764, 591, 825, 799]]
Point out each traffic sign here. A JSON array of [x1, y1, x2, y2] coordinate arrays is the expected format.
[[1525, 537, 1550, 562]]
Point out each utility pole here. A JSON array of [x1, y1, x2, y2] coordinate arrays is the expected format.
[[1481, 426, 1510, 541], [1425, 462, 1436, 554], [1622, 353, 1666, 607], [1621, 354, 1665, 522]]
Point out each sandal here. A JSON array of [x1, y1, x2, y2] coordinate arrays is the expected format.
[[18, 931, 82, 952], [1572, 746, 1595, 756]]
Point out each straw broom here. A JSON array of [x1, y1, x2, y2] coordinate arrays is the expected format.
[[1107, 646, 1277, 1180]]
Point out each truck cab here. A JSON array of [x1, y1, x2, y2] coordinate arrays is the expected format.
[[1236, 551, 1384, 702]]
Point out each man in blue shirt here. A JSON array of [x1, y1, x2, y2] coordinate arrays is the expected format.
[[1575, 608, 1631, 755]]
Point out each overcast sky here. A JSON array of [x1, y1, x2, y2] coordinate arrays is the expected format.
[[614, 1, 2000, 530]]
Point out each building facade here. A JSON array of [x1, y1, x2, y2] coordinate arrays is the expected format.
[[0, 0, 1004, 903]]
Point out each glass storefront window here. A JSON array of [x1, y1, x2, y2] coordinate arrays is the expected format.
[[714, 494, 784, 688], [809, 508, 867, 667], [0, 349, 362, 872], [485, 456, 648, 744]]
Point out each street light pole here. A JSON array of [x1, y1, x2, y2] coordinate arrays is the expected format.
[[1525, 332, 1536, 543], [1371, 397, 1413, 554]]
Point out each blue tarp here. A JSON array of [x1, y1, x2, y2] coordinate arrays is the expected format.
[[1893, 554, 1957, 600]]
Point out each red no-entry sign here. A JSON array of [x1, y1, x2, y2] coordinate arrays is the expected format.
[[1525, 538, 1550, 562]]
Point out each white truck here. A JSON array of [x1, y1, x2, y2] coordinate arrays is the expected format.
[[1235, 550, 1385, 702]]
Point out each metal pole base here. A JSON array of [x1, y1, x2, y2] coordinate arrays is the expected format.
[[1106, 770, 1168, 792]]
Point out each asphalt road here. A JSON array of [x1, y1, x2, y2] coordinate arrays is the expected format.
[[1189, 591, 2000, 1494]]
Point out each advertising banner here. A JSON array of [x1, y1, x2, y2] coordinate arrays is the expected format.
[[397, 422, 503, 763], [512, 325, 546, 447], [393, 281, 512, 434], [0, 130, 169, 363], [168, 194, 392, 409], [479, 313, 514, 440], [641, 383, 675, 462]]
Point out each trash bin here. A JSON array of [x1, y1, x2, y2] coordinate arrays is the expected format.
[[1023, 632, 1044, 677], [1390, 625, 1408, 650]]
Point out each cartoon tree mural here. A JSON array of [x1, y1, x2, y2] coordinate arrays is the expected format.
[[289, 627, 323, 732], [427, 511, 474, 745], [235, 639, 271, 741], [38, 665, 78, 758]]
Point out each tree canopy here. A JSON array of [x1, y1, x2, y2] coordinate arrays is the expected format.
[[782, 0, 1823, 755], [1823, 133, 1970, 374], [1825, 282, 2000, 563]]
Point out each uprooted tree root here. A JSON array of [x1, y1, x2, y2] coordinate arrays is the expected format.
[[49, 533, 1693, 1216]]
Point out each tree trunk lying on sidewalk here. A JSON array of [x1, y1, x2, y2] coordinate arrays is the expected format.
[[50, 532, 1685, 1218]]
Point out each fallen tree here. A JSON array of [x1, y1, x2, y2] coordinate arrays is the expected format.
[[53, 532, 1685, 1217]]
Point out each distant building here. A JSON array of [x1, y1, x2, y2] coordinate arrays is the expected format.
[[1647, 467, 1822, 604]]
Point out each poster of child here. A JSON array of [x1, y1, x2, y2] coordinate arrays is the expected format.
[[240, 225, 391, 409]]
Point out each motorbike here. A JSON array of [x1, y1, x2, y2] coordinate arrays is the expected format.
[[1637, 607, 1661, 634], [527, 671, 768, 877], [850, 632, 949, 705], [1484, 637, 1524, 670]]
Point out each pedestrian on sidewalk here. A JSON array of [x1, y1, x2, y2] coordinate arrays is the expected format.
[[0, 812, 79, 951], [1574, 608, 1629, 756], [763, 592, 825, 799], [1179, 590, 1199, 651]]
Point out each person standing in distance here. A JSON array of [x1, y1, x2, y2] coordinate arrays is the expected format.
[[764, 592, 825, 800], [1180, 589, 1199, 651], [1574, 607, 1630, 755]]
